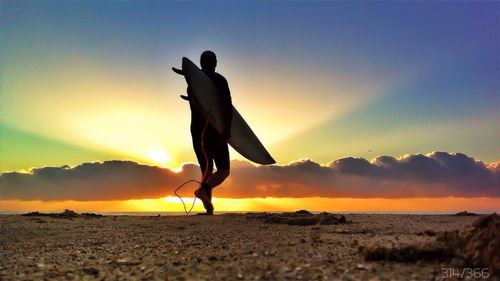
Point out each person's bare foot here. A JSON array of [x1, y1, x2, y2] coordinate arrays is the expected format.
[[194, 187, 214, 214]]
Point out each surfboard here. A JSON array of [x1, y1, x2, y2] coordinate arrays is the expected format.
[[177, 57, 276, 165]]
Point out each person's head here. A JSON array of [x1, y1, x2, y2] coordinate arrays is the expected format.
[[200, 50, 217, 73]]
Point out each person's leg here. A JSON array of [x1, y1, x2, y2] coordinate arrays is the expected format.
[[206, 169, 230, 188], [192, 130, 214, 214], [206, 140, 230, 190], [193, 135, 213, 180]]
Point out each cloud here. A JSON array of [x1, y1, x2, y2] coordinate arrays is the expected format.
[[1, 152, 498, 200]]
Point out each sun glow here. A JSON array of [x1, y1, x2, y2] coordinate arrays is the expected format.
[[147, 148, 171, 167], [163, 196, 182, 203]]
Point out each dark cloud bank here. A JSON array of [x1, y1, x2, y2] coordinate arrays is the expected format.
[[1, 152, 499, 200]]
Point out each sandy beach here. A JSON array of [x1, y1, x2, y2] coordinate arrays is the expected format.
[[0, 211, 496, 280]]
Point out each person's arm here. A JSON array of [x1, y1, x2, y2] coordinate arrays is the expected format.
[[181, 86, 194, 102]]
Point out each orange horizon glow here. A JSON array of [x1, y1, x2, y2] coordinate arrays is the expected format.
[[1, 197, 499, 214]]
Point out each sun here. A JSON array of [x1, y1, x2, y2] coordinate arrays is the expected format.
[[147, 148, 171, 167]]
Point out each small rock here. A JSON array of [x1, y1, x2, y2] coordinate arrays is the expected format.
[[82, 267, 99, 277]]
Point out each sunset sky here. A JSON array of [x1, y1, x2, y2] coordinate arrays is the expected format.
[[1, 1, 499, 212]]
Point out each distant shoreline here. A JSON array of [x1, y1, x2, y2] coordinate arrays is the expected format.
[[0, 210, 496, 216]]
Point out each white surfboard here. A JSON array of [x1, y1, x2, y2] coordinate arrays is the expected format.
[[178, 57, 275, 165]]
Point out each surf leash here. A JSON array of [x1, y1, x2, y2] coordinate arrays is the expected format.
[[174, 120, 210, 215]]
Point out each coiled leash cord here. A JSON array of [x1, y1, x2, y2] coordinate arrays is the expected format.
[[174, 120, 210, 214]]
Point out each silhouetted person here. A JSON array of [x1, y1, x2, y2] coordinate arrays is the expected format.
[[173, 51, 232, 215]]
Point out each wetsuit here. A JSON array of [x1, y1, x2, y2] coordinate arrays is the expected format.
[[188, 71, 232, 179]]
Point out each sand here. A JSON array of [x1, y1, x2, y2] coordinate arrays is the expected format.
[[0, 212, 492, 280]]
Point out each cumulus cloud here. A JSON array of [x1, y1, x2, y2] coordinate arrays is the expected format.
[[1, 152, 498, 200]]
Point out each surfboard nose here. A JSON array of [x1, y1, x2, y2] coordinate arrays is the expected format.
[[182, 57, 189, 68]]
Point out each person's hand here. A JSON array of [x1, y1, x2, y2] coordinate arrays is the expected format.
[[172, 67, 184, 75]]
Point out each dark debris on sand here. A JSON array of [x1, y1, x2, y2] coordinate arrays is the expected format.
[[417, 229, 437, 236], [362, 213, 499, 275], [453, 210, 479, 216], [22, 209, 103, 219], [246, 210, 349, 226], [363, 240, 455, 263]]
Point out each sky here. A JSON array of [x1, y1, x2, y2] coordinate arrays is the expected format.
[[1, 1, 499, 212]]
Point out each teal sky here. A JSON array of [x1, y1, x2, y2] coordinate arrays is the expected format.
[[1, 1, 499, 172]]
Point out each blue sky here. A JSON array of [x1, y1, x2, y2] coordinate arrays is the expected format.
[[1, 0, 499, 171]]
